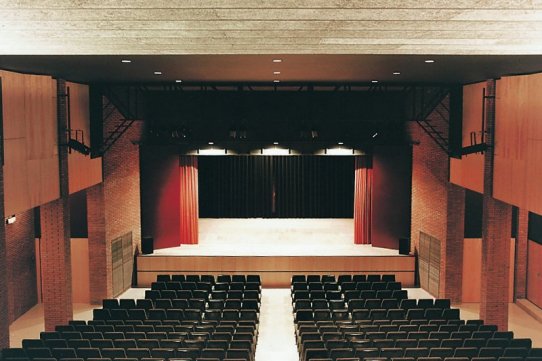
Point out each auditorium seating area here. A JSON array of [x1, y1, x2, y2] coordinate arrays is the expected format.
[[291, 274, 542, 361], [1, 274, 261, 361], [2, 272, 541, 361]]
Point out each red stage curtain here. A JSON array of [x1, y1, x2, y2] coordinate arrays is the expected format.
[[354, 155, 373, 244], [179, 155, 199, 244]]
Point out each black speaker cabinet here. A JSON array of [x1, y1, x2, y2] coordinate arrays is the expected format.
[[142, 237, 154, 255], [399, 237, 410, 255]]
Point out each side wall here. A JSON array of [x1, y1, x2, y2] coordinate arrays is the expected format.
[[5, 209, 36, 323], [372, 145, 412, 249], [140, 146, 180, 250], [103, 106, 142, 273]]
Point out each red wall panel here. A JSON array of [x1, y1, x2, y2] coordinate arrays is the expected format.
[[140, 146, 180, 250], [372, 145, 412, 249]]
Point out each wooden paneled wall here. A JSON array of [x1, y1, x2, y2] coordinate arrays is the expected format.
[[450, 81, 484, 194], [462, 238, 515, 303], [137, 255, 415, 288], [494, 74, 542, 215], [67, 82, 102, 194], [1, 70, 59, 215]]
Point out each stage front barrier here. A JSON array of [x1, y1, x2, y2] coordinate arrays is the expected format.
[[136, 254, 415, 288]]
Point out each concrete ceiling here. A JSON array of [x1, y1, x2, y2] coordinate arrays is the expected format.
[[1, 1, 542, 84], [1, 1, 542, 55]]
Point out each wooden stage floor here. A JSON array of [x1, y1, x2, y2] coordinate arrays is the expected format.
[[137, 218, 415, 288]]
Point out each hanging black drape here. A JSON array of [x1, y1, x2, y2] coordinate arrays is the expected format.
[[198, 156, 354, 218]]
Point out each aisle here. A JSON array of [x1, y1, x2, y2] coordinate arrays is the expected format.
[[255, 289, 299, 361]]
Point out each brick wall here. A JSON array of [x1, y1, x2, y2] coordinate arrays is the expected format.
[[103, 105, 142, 254], [480, 79, 512, 330], [41, 79, 72, 331], [443, 184, 465, 303], [514, 208, 528, 299], [88, 102, 142, 301], [87, 183, 110, 304], [0, 150, 9, 348], [409, 97, 465, 303], [5, 209, 37, 323]]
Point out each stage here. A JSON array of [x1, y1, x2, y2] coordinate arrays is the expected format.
[[136, 218, 415, 287]]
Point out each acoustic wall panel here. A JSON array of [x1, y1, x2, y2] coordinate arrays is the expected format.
[[450, 81, 485, 194], [1, 70, 60, 215], [494, 73, 542, 215]]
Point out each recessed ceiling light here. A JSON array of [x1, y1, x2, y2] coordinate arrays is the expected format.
[[273, 80, 280, 83], [273, 141, 279, 145], [338, 142, 344, 145], [121, 59, 131, 63], [272, 59, 282, 63], [154, 71, 162, 75], [424, 59, 435, 63], [208, 141, 214, 145], [175, 79, 182, 83], [393, 71, 401, 75], [371, 80, 378, 83], [273, 71, 281, 75]]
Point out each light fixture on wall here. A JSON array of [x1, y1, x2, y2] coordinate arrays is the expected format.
[[5, 215, 16, 224]]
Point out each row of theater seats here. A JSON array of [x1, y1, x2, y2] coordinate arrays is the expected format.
[[291, 274, 542, 361], [1, 274, 261, 361]]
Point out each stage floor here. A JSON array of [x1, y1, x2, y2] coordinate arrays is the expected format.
[[151, 218, 401, 256]]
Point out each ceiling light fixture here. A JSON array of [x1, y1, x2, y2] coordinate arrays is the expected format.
[[273, 80, 280, 83], [208, 141, 214, 145], [371, 80, 378, 83], [175, 79, 182, 83], [273, 71, 281, 75], [273, 141, 279, 145], [338, 142, 344, 145], [393, 71, 401, 75], [372, 132, 379, 138], [272, 59, 282, 63], [424, 59, 435, 63], [121, 59, 132, 63], [154, 71, 162, 75]]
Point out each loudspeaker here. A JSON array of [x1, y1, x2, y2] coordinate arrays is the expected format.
[[399, 237, 410, 255], [142, 237, 154, 255]]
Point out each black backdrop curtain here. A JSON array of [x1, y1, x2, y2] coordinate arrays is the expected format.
[[198, 156, 354, 218]]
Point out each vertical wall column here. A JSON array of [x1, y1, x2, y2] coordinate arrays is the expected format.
[[179, 156, 199, 244], [514, 208, 529, 300], [480, 79, 512, 330], [87, 183, 111, 304], [41, 79, 72, 330], [354, 156, 372, 244], [441, 183, 465, 304], [409, 95, 465, 302], [0, 135, 9, 348]]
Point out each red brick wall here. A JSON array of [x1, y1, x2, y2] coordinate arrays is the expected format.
[[514, 208, 528, 299], [409, 97, 465, 303], [0, 155, 10, 348], [5, 209, 38, 323], [41, 79, 73, 331], [40, 198, 73, 331], [87, 183, 110, 304], [480, 79, 512, 330], [87, 102, 142, 299], [443, 184, 465, 303], [103, 106, 142, 253]]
